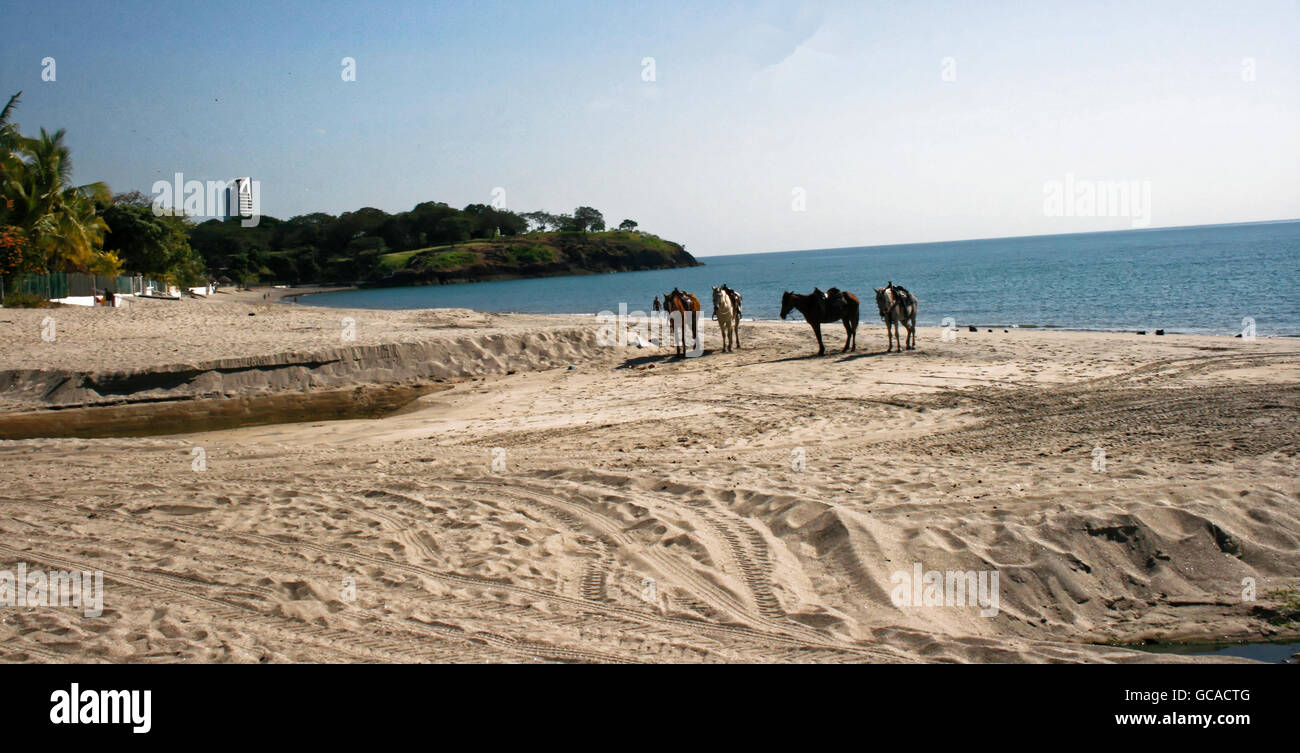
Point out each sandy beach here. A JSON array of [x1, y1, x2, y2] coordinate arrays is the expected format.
[[0, 293, 1297, 663]]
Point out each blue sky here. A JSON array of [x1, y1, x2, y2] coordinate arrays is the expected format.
[[2, 0, 1297, 255]]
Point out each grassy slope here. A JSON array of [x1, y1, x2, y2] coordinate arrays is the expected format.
[[371, 230, 700, 286]]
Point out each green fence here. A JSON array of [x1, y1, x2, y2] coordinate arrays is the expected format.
[[13, 272, 70, 299], [3, 272, 158, 300]]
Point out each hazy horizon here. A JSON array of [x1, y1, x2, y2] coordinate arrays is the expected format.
[[691, 216, 1300, 258], [3, 0, 1297, 255]]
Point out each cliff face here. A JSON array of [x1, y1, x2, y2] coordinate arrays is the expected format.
[[368, 230, 701, 287]]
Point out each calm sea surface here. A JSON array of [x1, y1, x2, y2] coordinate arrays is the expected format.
[[298, 221, 1300, 336]]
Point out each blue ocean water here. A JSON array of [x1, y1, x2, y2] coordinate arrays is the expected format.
[[298, 221, 1300, 336]]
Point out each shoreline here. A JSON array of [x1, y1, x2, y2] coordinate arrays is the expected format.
[[285, 292, 1293, 338], [221, 284, 357, 304]]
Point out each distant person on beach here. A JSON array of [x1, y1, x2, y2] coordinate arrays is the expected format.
[[103, 289, 114, 307], [653, 296, 660, 313]]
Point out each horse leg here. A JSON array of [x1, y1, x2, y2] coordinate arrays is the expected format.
[[734, 318, 741, 349], [812, 322, 825, 356], [842, 319, 852, 352]]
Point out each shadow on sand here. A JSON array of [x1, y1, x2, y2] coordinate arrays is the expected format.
[[618, 350, 723, 368], [835, 350, 896, 363], [619, 346, 909, 368]]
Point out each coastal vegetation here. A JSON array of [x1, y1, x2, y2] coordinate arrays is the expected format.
[[369, 229, 698, 287], [189, 202, 700, 287]]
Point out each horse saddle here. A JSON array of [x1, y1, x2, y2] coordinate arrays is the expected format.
[[889, 285, 912, 307], [722, 285, 742, 313], [822, 287, 849, 316]]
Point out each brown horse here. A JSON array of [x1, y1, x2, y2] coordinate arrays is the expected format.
[[780, 288, 859, 355], [662, 288, 701, 357]]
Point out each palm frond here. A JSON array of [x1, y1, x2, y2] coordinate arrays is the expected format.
[[0, 92, 20, 127]]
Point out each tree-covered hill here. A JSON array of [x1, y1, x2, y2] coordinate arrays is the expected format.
[[188, 202, 700, 286], [369, 230, 700, 287]]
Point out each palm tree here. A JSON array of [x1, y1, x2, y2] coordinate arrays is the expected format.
[[0, 92, 30, 285], [0, 92, 24, 228], [2, 117, 116, 275], [0, 92, 21, 160]]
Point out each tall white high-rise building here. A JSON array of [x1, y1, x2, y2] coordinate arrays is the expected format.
[[226, 177, 254, 219]]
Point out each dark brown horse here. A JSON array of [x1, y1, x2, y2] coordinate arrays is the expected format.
[[780, 288, 859, 355], [662, 288, 701, 357]]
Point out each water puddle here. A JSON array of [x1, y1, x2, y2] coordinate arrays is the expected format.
[[1123, 640, 1300, 664]]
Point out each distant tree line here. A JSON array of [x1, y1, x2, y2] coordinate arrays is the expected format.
[[188, 202, 643, 286]]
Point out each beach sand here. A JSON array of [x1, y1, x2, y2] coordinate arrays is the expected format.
[[0, 294, 1297, 662]]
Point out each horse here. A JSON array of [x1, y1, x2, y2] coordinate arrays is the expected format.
[[662, 288, 701, 357], [711, 286, 740, 352], [874, 282, 917, 352], [780, 288, 859, 355]]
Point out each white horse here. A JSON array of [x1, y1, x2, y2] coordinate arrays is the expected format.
[[874, 284, 917, 352], [711, 286, 740, 352]]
